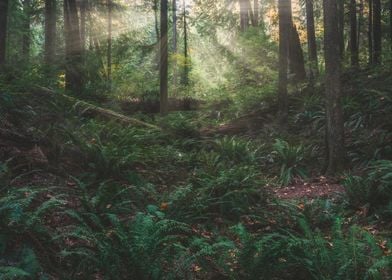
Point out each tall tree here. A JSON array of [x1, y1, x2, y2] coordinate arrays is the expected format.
[[350, 0, 359, 66], [80, 0, 87, 53], [0, 0, 8, 66], [337, 0, 345, 58], [44, 0, 56, 65], [107, 0, 112, 85], [153, 0, 160, 43], [390, 0, 392, 47], [181, 0, 189, 86], [64, 0, 83, 93], [160, 0, 168, 115], [368, 0, 373, 64], [373, 0, 381, 63], [22, 0, 31, 60], [239, 0, 250, 32], [278, 0, 290, 122], [289, 24, 307, 81], [172, 0, 177, 94], [305, 0, 318, 78], [323, 0, 346, 174], [358, 0, 364, 51], [251, 0, 259, 27]]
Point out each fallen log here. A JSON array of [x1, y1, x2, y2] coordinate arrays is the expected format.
[[32, 86, 162, 131]]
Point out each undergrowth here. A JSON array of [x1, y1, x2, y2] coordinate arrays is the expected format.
[[0, 67, 391, 279]]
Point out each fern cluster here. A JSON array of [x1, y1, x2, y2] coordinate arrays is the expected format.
[[343, 160, 392, 213], [273, 138, 307, 186], [233, 218, 392, 280]]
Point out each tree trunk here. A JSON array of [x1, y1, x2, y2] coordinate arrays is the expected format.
[[390, 0, 392, 48], [107, 0, 112, 85], [153, 0, 160, 43], [305, 0, 318, 78], [44, 0, 56, 65], [181, 0, 189, 86], [278, 0, 290, 122], [80, 0, 87, 53], [323, 0, 346, 175], [337, 0, 345, 58], [252, 0, 259, 27], [289, 24, 307, 81], [239, 0, 250, 32], [0, 0, 8, 66], [172, 0, 177, 95], [160, 0, 168, 115], [350, 0, 359, 66], [373, 0, 381, 64], [22, 0, 31, 61], [368, 0, 373, 64], [358, 0, 364, 51], [64, 0, 83, 93]]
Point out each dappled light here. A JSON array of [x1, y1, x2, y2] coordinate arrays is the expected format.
[[0, 0, 391, 279]]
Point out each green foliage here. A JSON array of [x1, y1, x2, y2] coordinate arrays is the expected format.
[[0, 185, 66, 279], [160, 112, 200, 138], [168, 165, 266, 221], [273, 139, 307, 186], [343, 160, 392, 210], [233, 219, 392, 280], [214, 136, 264, 164]]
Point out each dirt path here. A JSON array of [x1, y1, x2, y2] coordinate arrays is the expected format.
[[273, 176, 346, 200]]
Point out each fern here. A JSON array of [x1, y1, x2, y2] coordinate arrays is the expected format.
[[273, 138, 308, 185]]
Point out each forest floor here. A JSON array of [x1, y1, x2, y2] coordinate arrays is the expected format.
[[1, 67, 391, 279]]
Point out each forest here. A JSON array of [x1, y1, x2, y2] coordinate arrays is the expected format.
[[0, 0, 391, 279]]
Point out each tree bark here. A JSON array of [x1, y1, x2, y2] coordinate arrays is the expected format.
[[239, 0, 250, 32], [323, 0, 346, 175], [172, 0, 177, 95], [153, 0, 160, 43], [22, 0, 31, 61], [350, 0, 359, 66], [107, 0, 112, 85], [305, 0, 318, 78], [337, 0, 345, 58], [358, 0, 364, 51], [181, 0, 189, 86], [0, 0, 8, 66], [390, 0, 392, 48], [373, 0, 381, 64], [160, 0, 169, 115], [252, 0, 259, 27], [278, 0, 290, 122], [80, 0, 87, 53], [368, 0, 373, 64], [44, 0, 56, 65], [64, 0, 83, 93], [289, 24, 307, 81]]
